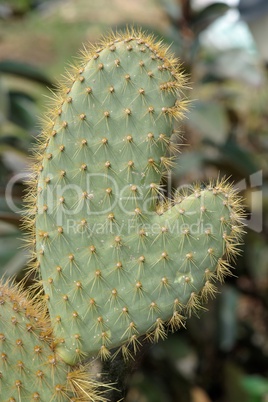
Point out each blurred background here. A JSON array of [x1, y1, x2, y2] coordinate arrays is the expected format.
[[0, 0, 267, 401]]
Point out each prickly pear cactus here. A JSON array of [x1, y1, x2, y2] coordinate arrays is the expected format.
[[27, 29, 244, 366], [0, 280, 108, 401]]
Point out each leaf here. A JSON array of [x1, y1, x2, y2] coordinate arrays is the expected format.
[[192, 2, 230, 33], [8, 90, 38, 130], [0, 122, 33, 158], [160, 0, 182, 24], [0, 188, 24, 223], [173, 151, 205, 176], [241, 375, 268, 399], [0, 221, 27, 278], [219, 137, 259, 175], [0, 60, 52, 87], [174, 136, 259, 181], [187, 100, 229, 144], [0, 77, 9, 124], [0, 145, 29, 173], [204, 49, 263, 86]]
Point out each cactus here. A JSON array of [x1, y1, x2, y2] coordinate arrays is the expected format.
[[0, 28, 244, 401], [22, 28, 245, 367], [0, 279, 109, 401]]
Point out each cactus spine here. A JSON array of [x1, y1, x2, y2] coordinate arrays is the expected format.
[[0, 28, 245, 401]]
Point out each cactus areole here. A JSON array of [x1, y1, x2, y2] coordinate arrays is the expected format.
[[26, 30, 244, 366]]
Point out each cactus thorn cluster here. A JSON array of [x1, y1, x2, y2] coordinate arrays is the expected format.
[[0, 279, 110, 401]]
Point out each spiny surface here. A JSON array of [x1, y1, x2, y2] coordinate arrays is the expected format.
[[0, 280, 108, 401], [29, 31, 244, 365]]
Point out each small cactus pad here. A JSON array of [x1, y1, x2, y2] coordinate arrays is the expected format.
[[29, 30, 244, 365], [0, 280, 109, 401]]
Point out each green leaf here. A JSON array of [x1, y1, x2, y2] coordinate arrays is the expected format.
[[204, 49, 263, 86], [0, 188, 24, 221], [192, 2, 230, 33], [241, 375, 268, 400], [187, 100, 229, 144], [8, 90, 38, 130], [0, 222, 27, 279], [160, 0, 182, 24], [219, 137, 259, 175], [173, 151, 205, 176], [0, 60, 52, 87]]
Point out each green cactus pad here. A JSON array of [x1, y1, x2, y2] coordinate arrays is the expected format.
[[29, 30, 244, 365], [0, 280, 109, 401]]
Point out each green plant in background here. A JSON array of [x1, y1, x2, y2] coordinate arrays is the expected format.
[[0, 59, 52, 281], [0, 0, 49, 16], [0, 28, 245, 401]]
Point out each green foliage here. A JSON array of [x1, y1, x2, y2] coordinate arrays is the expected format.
[[0, 60, 52, 279]]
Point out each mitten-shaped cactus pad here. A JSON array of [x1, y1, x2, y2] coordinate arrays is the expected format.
[[29, 30, 244, 365], [0, 280, 109, 401]]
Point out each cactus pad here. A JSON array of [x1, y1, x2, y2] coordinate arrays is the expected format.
[[0, 280, 109, 401], [28, 30, 244, 365]]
